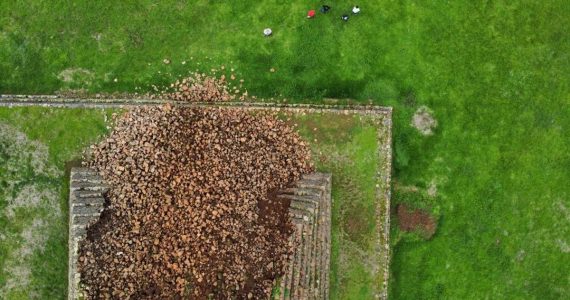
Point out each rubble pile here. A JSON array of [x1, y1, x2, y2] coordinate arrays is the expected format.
[[78, 105, 313, 299]]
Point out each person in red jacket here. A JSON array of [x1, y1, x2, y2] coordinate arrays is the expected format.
[[307, 9, 316, 18]]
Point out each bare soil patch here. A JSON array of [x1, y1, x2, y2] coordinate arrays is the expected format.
[[57, 68, 94, 84], [411, 106, 437, 136], [397, 204, 437, 239]]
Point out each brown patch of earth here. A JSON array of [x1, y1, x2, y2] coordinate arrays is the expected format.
[[397, 204, 437, 239], [343, 203, 370, 246], [286, 113, 357, 145]]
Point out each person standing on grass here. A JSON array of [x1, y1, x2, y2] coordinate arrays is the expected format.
[[352, 5, 361, 14], [341, 14, 349, 22], [320, 5, 331, 13], [307, 9, 316, 18]]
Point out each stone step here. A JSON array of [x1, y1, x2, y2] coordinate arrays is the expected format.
[[72, 215, 100, 226], [309, 212, 322, 299], [289, 215, 311, 226], [72, 197, 105, 207], [74, 190, 105, 199], [73, 226, 87, 238], [297, 221, 311, 299], [295, 187, 323, 197], [293, 222, 309, 300], [70, 167, 102, 175], [70, 174, 105, 183], [301, 173, 328, 181], [308, 210, 322, 295], [285, 223, 303, 300], [281, 172, 331, 300], [70, 181, 109, 191], [289, 201, 316, 215], [296, 181, 327, 192], [293, 224, 313, 299], [72, 205, 104, 216], [278, 246, 289, 300], [294, 198, 319, 297], [282, 224, 300, 300], [280, 187, 322, 197], [300, 223, 312, 299], [278, 194, 320, 206]]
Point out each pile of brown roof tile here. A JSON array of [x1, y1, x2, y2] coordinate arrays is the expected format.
[[78, 105, 313, 299]]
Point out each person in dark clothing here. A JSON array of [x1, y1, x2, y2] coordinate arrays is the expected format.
[[320, 5, 331, 13]]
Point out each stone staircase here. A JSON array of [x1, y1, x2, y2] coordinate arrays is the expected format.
[[277, 173, 332, 300], [68, 167, 108, 300], [67, 170, 331, 300]]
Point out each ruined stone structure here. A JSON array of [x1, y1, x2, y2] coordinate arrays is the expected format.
[[1, 95, 392, 300], [68, 170, 331, 300]]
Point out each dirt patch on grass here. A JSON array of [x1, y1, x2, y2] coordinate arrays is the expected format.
[[0, 123, 60, 179], [411, 106, 437, 136], [397, 204, 437, 239], [343, 201, 373, 248], [4, 185, 60, 218], [427, 180, 438, 198], [287, 114, 357, 145], [556, 239, 570, 253], [57, 68, 94, 85]]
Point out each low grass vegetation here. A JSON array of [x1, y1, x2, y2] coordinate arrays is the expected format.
[[1, 0, 569, 299], [0, 107, 112, 299], [289, 113, 382, 299]]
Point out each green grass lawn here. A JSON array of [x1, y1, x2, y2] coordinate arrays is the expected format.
[[1, 0, 569, 299], [0, 107, 112, 299]]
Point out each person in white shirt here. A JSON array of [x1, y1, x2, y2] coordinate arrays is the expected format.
[[352, 6, 361, 14], [263, 28, 272, 37]]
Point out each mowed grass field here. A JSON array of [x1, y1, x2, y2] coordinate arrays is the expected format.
[[1, 1, 569, 299]]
